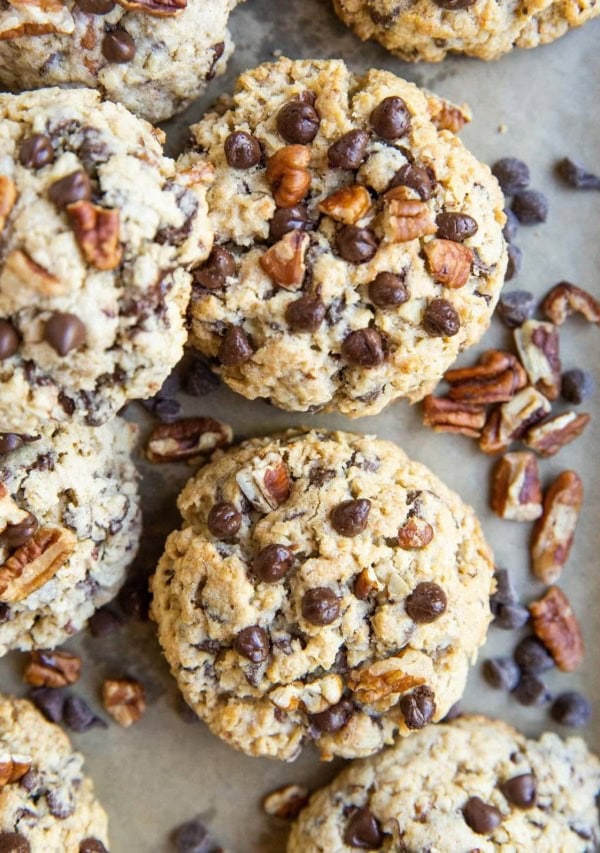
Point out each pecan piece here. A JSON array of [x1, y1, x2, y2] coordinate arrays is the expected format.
[[479, 386, 551, 454], [382, 194, 436, 242], [260, 231, 309, 289], [2, 249, 66, 296], [444, 350, 528, 405], [490, 452, 542, 521], [529, 586, 584, 672], [263, 785, 309, 820], [102, 677, 146, 727], [541, 281, 600, 325], [427, 97, 471, 133], [514, 320, 561, 400], [0, 176, 17, 231], [0, 483, 29, 533], [236, 453, 291, 512], [531, 471, 582, 584], [266, 145, 311, 208], [347, 659, 424, 709], [24, 649, 81, 687], [115, 0, 186, 16], [145, 417, 232, 463], [0, 527, 76, 603], [0, 0, 74, 40], [397, 517, 433, 549], [0, 753, 31, 788], [319, 184, 371, 225], [422, 396, 486, 438], [423, 239, 473, 289], [66, 201, 122, 271], [523, 411, 590, 457], [353, 566, 381, 600]]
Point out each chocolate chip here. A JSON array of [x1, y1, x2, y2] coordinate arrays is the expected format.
[[462, 796, 502, 834], [0, 512, 38, 549], [310, 699, 353, 733], [436, 212, 478, 242], [328, 130, 370, 170], [505, 245, 522, 281], [370, 96, 411, 140], [44, 313, 86, 356], [389, 163, 435, 200], [234, 625, 269, 662], [142, 395, 181, 424], [224, 131, 262, 169], [207, 41, 225, 80], [399, 685, 436, 729], [29, 687, 67, 723], [0, 604, 9, 623], [48, 171, 91, 208], [514, 636, 554, 675], [423, 298, 460, 336], [434, 0, 476, 7], [491, 157, 530, 195], [173, 818, 216, 853], [118, 578, 150, 621], [482, 657, 520, 691], [207, 501, 241, 538], [503, 208, 519, 243], [0, 320, 19, 360], [183, 356, 220, 397], [561, 368, 595, 404], [193, 247, 235, 290], [102, 29, 135, 63], [75, 0, 115, 12], [512, 190, 548, 224], [368, 272, 408, 307], [0, 833, 30, 853], [512, 675, 552, 707], [218, 326, 253, 366], [63, 696, 107, 733], [286, 295, 326, 332], [331, 499, 371, 536], [556, 157, 600, 190], [341, 328, 384, 367], [336, 225, 379, 263], [0, 434, 29, 455], [47, 788, 75, 819], [302, 588, 340, 625], [19, 134, 54, 169], [501, 774, 537, 808], [490, 568, 515, 609], [405, 582, 447, 623], [88, 607, 122, 638], [343, 808, 383, 849], [496, 290, 536, 329], [269, 205, 312, 243], [276, 99, 320, 144], [253, 544, 293, 583], [550, 691, 592, 727]]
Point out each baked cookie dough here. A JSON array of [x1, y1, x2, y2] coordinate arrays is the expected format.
[[288, 715, 600, 852], [0, 694, 109, 852], [0, 0, 241, 123], [0, 419, 141, 656], [151, 430, 494, 761], [332, 0, 600, 62], [180, 57, 506, 418], [0, 87, 212, 433]]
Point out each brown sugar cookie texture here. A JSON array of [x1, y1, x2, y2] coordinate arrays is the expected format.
[[179, 57, 507, 418], [0, 87, 212, 434], [151, 429, 494, 761]]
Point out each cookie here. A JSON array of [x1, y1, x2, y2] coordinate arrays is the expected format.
[[151, 429, 494, 761], [332, 0, 600, 62], [0, 0, 241, 123], [0, 419, 141, 656], [179, 57, 506, 418], [0, 694, 109, 852], [0, 87, 212, 433], [288, 715, 600, 852]]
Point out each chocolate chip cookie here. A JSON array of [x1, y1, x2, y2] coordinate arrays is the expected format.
[[0, 694, 109, 851], [151, 429, 494, 761], [332, 0, 600, 62], [288, 715, 600, 851], [0, 88, 212, 433], [0, 0, 241, 123], [0, 419, 141, 656], [179, 57, 506, 418]]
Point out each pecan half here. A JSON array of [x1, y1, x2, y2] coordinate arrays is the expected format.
[[490, 452, 542, 521], [382, 195, 436, 242], [2, 249, 66, 296], [145, 417, 232, 463], [260, 231, 309, 289], [523, 411, 590, 457], [397, 517, 434, 549], [444, 350, 528, 405], [236, 454, 291, 512], [0, 527, 76, 603], [531, 470, 582, 584], [541, 282, 600, 326], [266, 146, 311, 208], [0, 753, 31, 788], [529, 586, 584, 672], [23, 649, 81, 687], [479, 386, 552, 454], [0, 0, 74, 40], [347, 659, 424, 709], [66, 201, 122, 271], [115, 0, 186, 16], [422, 396, 486, 438], [0, 176, 17, 231], [319, 185, 371, 225], [514, 320, 561, 400], [102, 678, 146, 727], [423, 239, 473, 289], [263, 785, 309, 820]]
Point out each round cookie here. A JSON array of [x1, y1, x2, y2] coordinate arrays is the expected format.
[[179, 57, 506, 418], [332, 0, 599, 62], [0, 0, 241, 124], [0, 87, 212, 434], [0, 694, 109, 852], [151, 429, 494, 761], [0, 419, 141, 656], [288, 715, 600, 852]]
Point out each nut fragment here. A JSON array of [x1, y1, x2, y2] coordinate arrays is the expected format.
[[260, 231, 309, 290], [319, 184, 371, 225], [266, 145, 311, 208], [397, 517, 434, 549], [423, 239, 473, 289], [541, 282, 600, 326], [347, 659, 424, 709], [427, 97, 471, 133], [66, 201, 122, 271], [270, 675, 343, 714], [0, 753, 31, 788], [382, 195, 436, 242], [145, 417, 233, 463], [422, 396, 486, 438], [444, 350, 528, 405], [0, 176, 17, 231], [514, 320, 561, 400], [0, 0, 74, 40], [479, 386, 551, 454], [115, 0, 186, 15], [236, 453, 291, 512], [0, 483, 29, 534], [102, 678, 146, 727], [523, 411, 590, 457], [529, 586, 584, 672], [263, 785, 309, 820], [24, 649, 81, 688], [490, 452, 543, 522], [2, 249, 66, 296], [0, 527, 76, 604], [531, 471, 582, 584], [353, 566, 382, 600]]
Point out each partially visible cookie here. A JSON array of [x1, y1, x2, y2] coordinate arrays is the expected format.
[[151, 429, 494, 761], [0, 694, 109, 852], [288, 715, 600, 852], [0, 419, 141, 656]]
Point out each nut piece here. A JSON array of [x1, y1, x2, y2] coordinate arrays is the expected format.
[[523, 411, 591, 458], [541, 282, 600, 326], [66, 201, 122, 271], [145, 417, 233, 463], [423, 239, 473, 289], [531, 470, 582, 584], [2, 249, 66, 296], [0, 483, 29, 534], [0, 753, 31, 788], [263, 784, 309, 820], [236, 453, 291, 512], [115, 0, 186, 15], [0, 0, 74, 40], [347, 659, 424, 711], [529, 586, 584, 672], [444, 350, 528, 405], [319, 185, 371, 225], [270, 675, 343, 715], [422, 396, 486, 438], [266, 145, 311, 208], [427, 97, 471, 133], [0, 527, 76, 604], [0, 176, 17, 231], [24, 649, 81, 688], [382, 195, 436, 242], [479, 386, 552, 454], [102, 678, 146, 727], [260, 231, 309, 290], [490, 452, 543, 522], [397, 517, 434, 549], [514, 320, 561, 400], [353, 566, 382, 600]]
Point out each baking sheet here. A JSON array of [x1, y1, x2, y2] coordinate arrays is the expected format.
[[2, 2, 600, 850]]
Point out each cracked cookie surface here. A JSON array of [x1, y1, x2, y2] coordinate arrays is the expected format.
[[151, 430, 494, 761]]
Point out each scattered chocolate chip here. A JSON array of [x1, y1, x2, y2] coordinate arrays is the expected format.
[[224, 131, 262, 169], [207, 502, 242, 539], [370, 96, 411, 140], [501, 773, 537, 809], [286, 295, 326, 332], [423, 298, 460, 337], [48, 171, 91, 208], [491, 157, 530, 195], [173, 817, 217, 853], [234, 625, 270, 663], [512, 190, 548, 224], [436, 212, 478, 242], [336, 225, 379, 263], [462, 796, 502, 835], [405, 582, 447, 623], [328, 130, 370, 170], [218, 326, 253, 366], [489, 568, 515, 609], [79, 841, 108, 853], [101, 29, 135, 63], [343, 807, 383, 849], [75, 0, 115, 12], [0, 512, 38, 548], [342, 328, 384, 367], [0, 319, 19, 360], [302, 588, 340, 625], [29, 687, 67, 723], [88, 607, 122, 638], [183, 356, 220, 397], [389, 162, 435, 200], [556, 157, 600, 189], [310, 699, 353, 733], [193, 247, 235, 290], [512, 674, 552, 707], [514, 636, 554, 675], [400, 685, 436, 729], [19, 134, 54, 169], [276, 99, 320, 144], [253, 544, 293, 583], [331, 499, 371, 536], [0, 833, 30, 853], [368, 272, 408, 308], [550, 691, 592, 727], [0, 434, 25, 455], [502, 208, 519, 242], [505, 245, 522, 281], [44, 313, 86, 356], [561, 368, 595, 404], [269, 205, 312, 243], [493, 602, 530, 631], [63, 696, 107, 733], [142, 395, 181, 424], [118, 578, 151, 621], [496, 290, 536, 329], [482, 657, 520, 691]]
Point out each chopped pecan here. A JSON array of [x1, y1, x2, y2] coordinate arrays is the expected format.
[[422, 395, 486, 438], [423, 239, 473, 289], [0, 753, 31, 788], [0, 0, 74, 40], [382, 196, 437, 242], [353, 566, 381, 600], [444, 350, 528, 405], [23, 649, 81, 688], [347, 659, 424, 708], [0, 176, 17, 231], [260, 231, 309, 289], [428, 97, 471, 133], [0, 527, 76, 603], [175, 160, 215, 189], [145, 417, 232, 463], [319, 184, 371, 225], [523, 411, 590, 457], [531, 471, 582, 584], [541, 282, 600, 326], [397, 517, 434, 549], [236, 453, 291, 512], [266, 146, 311, 208], [2, 249, 66, 296], [102, 678, 146, 727], [263, 785, 309, 820], [490, 452, 543, 522], [514, 320, 561, 400], [66, 201, 122, 271], [479, 386, 552, 454], [0, 483, 29, 533], [115, 0, 186, 16], [529, 586, 584, 672]]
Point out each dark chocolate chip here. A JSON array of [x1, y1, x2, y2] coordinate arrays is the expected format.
[[327, 130, 370, 170], [253, 544, 293, 583], [118, 578, 151, 621], [481, 657, 520, 691], [101, 29, 136, 63], [75, 0, 115, 12], [183, 356, 220, 397], [0, 433, 24, 455], [331, 499, 371, 537], [218, 326, 253, 366], [512, 675, 552, 707], [343, 808, 383, 850], [491, 157, 530, 195], [561, 368, 595, 405], [496, 290, 536, 329], [63, 696, 107, 733], [405, 582, 447, 623], [550, 691, 592, 727], [514, 636, 554, 675], [0, 320, 19, 360], [286, 295, 326, 332], [502, 208, 519, 242], [489, 568, 515, 609], [436, 212, 478, 242], [193, 247, 235, 290], [500, 774, 537, 809], [173, 818, 216, 853], [44, 312, 86, 356], [423, 298, 460, 336], [493, 602, 530, 630], [19, 134, 54, 169], [276, 99, 320, 144], [342, 328, 384, 367], [88, 607, 122, 638], [0, 604, 9, 623], [302, 587, 340, 626], [556, 157, 600, 190], [207, 41, 225, 80], [207, 501, 241, 539], [269, 205, 312, 243], [399, 685, 436, 729], [336, 225, 379, 263], [512, 190, 548, 224], [389, 163, 435, 200], [0, 512, 38, 549], [434, 0, 476, 7], [368, 272, 408, 308], [0, 833, 30, 853], [234, 625, 269, 663], [505, 245, 522, 281], [29, 687, 67, 723], [310, 698, 353, 733], [142, 395, 181, 424], [47, 788, 75, 819], [370, 96, 411, 140], [462, 796, 502, 834], [48, 171, 91, 208], [224, 131, 262, 169]]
